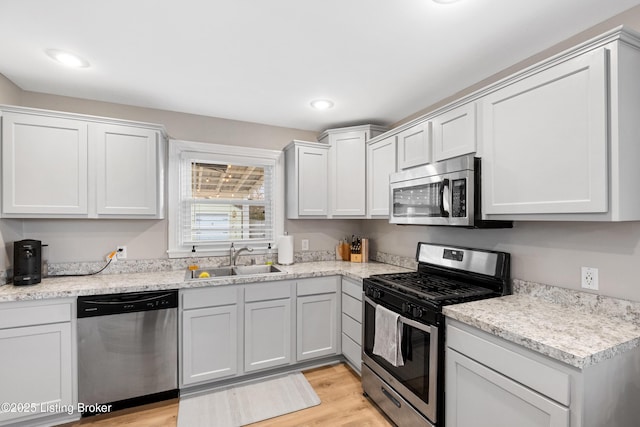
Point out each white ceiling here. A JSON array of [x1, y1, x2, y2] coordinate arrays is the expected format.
[[1, 0, 639, 132]]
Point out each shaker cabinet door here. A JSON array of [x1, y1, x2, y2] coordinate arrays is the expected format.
[[481, 47, 608, 216], [296, 293, 338, 361], [92, 123, 159, 216], [330, 131, 366, 216], [297, 145, 329, 216], [2, 112, 88, 215], [367, 136, 396, 217], [446, 349, 569, 427], [181, 305, 238, 385], [0, 323, 74, 424], [397, 122, 430, 170], [244, 298, 292, 372], [432, 102, 477, 162]]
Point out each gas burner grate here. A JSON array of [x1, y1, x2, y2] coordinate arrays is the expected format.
[[370, 272, 493, 302]]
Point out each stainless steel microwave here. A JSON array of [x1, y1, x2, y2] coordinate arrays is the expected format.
[[389, 154, 512, 228]]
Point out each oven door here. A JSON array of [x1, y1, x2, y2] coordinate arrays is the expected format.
[[362, 295, 440, 423], [389, 170, 473, 226]]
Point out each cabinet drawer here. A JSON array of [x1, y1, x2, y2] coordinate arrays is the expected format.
[[0, 301, 72, 329], [342, 313, 361, 345], [297, 277, 338, 296], [341, 278, 362, 301], [182, 286, 238, 310], [342, 293, 362, 323], [245, 281, 291, 302], [342, 333, 362, 372], [447, 324, 570, 406]]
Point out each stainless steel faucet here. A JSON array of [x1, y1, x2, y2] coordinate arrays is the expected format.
[[230, 243, 253, 266]]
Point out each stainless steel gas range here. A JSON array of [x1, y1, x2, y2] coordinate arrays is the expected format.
[[362, 242, 510, 427]]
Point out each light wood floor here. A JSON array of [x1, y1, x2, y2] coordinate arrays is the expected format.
[[60, 363, 392, 427]]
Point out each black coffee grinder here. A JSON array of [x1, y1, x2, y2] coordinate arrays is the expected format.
[[13, 239, 42, 285]]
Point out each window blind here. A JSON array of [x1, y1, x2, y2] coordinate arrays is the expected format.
[[179, 157, 274, 248]]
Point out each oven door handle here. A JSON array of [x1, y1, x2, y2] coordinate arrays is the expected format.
[[364, 296, 438, 336]]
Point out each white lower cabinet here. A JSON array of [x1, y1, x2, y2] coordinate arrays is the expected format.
[[296, 277, 339, 361], [341, 277, 363, 373], [0, 300, 75, 426], [244, 281, 293, 373], [447, 350, 569, 427], [180, 286, 239, 386], [180, 277, 347, 389], [446, 319, 640, 427]]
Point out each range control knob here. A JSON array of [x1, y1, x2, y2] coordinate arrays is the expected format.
[[412, 307, 424, 318], [402, 302, 412, 314]]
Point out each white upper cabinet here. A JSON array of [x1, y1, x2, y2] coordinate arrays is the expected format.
[[480, 29, 640, 221], [284, 140, 329, 218], [319, 125, 386, 217], [328, 130, 367, 216], [397, 121, 430, 170], [482, 47, 608, 216], [2, 113, 89, 215], [93, 123, 159, 216], [432, 102, 477, 162], [366, 135, 396, 217], [0, 106, 166, 219], [286, 125, 386, 219]]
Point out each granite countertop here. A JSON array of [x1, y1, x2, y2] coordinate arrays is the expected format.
[[0, 260, 411, 303], [443, 294, 640, 369]]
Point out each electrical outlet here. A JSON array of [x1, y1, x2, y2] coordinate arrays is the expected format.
[[117, 246, 127, 260], [581, 267, 598, 290], [301, 239, 309, 251]]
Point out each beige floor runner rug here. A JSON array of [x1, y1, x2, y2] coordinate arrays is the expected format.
[[177, 372, 321, 426]]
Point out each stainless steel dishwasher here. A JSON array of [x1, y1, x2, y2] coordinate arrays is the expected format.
[[77, 290, 179, 415]]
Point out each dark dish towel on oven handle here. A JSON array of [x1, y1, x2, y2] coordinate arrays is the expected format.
[[372, 304, 404, 367]]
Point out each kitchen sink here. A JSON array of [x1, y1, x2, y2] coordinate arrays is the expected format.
[[233, 265, 281, 275], [186, 265, 282, 280]]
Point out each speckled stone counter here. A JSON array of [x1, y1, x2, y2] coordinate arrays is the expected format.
[[0, 260, 411, 303], [443, 293, 640, 369]]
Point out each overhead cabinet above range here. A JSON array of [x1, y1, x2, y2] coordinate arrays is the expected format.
[[1, 106, 166, 219], [480, 27, 640, 221]]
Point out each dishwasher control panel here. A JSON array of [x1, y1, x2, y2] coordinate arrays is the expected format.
[[77, 290, 178, 317]]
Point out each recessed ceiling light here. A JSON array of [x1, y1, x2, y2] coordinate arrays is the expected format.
[[46, 49, 90, 68], [310, 99, 334, 110]]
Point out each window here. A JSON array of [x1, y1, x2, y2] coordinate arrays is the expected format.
[[168, 140, 284, 258]]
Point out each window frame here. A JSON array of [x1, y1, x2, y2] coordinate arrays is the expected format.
[[167, 139, 284, 258]]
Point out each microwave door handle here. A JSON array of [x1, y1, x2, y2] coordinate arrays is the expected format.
[[439, 179, 450, 217]]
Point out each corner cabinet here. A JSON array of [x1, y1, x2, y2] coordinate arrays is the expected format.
[[284, 140, 329, 218], [0, 299, 76, 427], [318, 125, 387, 218], [0, 105, 166, 219], [481, 30, 640, 221]]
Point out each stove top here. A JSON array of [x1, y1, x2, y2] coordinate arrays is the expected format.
[[364, 242, 510, 313], [368, 271, 494, 303]]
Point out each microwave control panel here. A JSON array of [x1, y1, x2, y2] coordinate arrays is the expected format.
[[451, 179, 466, 218]]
